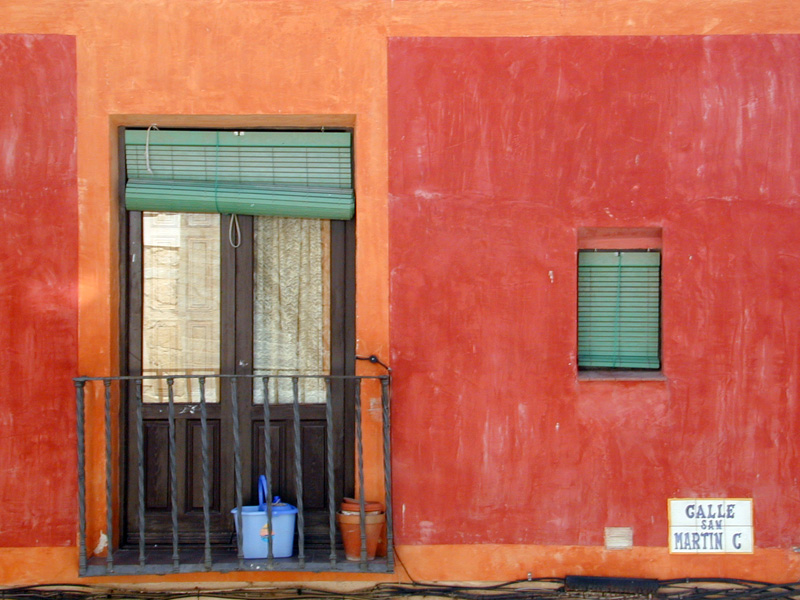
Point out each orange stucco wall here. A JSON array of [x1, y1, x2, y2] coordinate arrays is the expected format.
[[1, 0, 800, 586]]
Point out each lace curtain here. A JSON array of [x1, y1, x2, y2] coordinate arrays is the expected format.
[[253, 217, 330, 404]]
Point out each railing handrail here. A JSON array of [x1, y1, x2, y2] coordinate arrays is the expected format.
[[74, 373, 389, 382]]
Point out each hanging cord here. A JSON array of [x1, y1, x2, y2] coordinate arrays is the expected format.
[[145, 124, 159, 174], [214, 131, 222, 214], [228, 213, 241, 248], [211, 131, 241, 248]]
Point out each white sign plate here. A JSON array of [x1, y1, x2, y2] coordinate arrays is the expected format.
[[668, 499, 753, 554]]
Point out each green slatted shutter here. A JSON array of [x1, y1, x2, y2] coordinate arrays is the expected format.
[[578, 250, 661, 370], [124, 129, 354, 219]]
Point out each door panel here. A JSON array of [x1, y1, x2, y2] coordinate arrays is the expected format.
[[186, 419, 220, 513], [143, 422, 169, 510], [133, 404, 231, 546], [301, 422, 327, 510]]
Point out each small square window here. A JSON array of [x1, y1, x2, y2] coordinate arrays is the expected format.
[[577, 247, 661, 371]]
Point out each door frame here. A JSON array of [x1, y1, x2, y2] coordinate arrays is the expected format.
[[117, 125, 357, 548]]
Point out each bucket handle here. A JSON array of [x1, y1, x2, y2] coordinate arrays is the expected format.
[[258, 475, 268, 510], [258, 475, 281, 510]]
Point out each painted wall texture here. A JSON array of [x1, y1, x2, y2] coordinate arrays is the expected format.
[[2, 0, 800, 586], [0, 34, 78, 547], [389, 33, 800, 550]]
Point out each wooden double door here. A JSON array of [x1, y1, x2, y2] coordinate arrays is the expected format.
[[122, 212, 355, 549]]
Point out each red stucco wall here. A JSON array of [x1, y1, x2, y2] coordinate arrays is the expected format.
[[389, 35, 800, 549], [0, 34, 78, 547]]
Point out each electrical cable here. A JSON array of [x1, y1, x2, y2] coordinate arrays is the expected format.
[[3, 578, 800, 600]]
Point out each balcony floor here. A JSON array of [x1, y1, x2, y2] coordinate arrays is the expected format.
[[85, 547, 393, 576]]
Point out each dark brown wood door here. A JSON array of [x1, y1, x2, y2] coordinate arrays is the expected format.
[[126, 398, 344, 547], [122, 209, 354, 549], [128, 394, 232, 546]]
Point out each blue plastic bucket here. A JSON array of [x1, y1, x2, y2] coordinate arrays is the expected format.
[[231, 475, 298, 558]]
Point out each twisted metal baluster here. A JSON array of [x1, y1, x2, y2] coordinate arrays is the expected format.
[[135, 379, 145, 570], [199, 377, 211, 571], [261, 377, 274, 567], [382, 377, 394, 570], [355, 378, 367, 569], [232, 376, 243, 568], [292, 377, 305, 567], [104, 380, 114, 573], [75, 380, 87, 575], [326, 378, 336, 567], [167, 378, 179, 572]]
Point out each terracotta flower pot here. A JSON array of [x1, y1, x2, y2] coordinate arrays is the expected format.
[[336, 511, 385, 561]]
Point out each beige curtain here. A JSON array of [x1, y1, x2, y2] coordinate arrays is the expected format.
[[253, 217, 330, 404]]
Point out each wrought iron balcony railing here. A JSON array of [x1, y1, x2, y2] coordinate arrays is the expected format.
[[73, 373, 393, 576]]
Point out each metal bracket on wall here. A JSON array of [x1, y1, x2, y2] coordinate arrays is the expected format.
[[356, 354, 391, 373]]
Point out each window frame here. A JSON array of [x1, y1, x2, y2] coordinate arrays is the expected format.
[[576, 227, 663, 375]]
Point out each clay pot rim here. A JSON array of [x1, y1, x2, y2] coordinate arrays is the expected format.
[[336, 512, 386, 524], [341, 497, 384, 512], [340, 509, 383, 516]]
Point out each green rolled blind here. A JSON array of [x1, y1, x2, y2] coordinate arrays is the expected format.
[[578, 250, 661, 370], [124, 129, 354, 219]]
